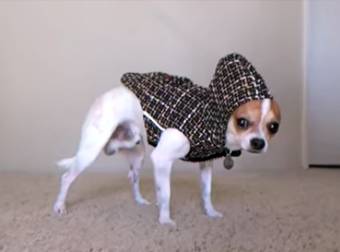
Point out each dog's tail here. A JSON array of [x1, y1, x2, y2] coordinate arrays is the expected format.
[[57, 157, 76, 170]]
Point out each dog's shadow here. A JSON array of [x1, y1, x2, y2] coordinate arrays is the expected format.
[[66, 175, 134, 208], [64, 175, 248, 210], [164, 176, 248, 206]]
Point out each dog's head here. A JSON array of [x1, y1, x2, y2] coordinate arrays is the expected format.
[[226, 98, 281, 153]]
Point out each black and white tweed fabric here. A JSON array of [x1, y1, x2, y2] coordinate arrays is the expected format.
[[121, 53, 272, 162]]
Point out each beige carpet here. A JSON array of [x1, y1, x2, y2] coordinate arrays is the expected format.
[[0, 168, 339, 252]]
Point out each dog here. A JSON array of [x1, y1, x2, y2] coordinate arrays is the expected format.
[[54, 54, 281, 225]]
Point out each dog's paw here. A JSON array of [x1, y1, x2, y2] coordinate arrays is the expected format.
[[135, 197, 151, 205], [53, 201, 67, 216], [159, 216, 176, 226], [206, 208, 223, 218]]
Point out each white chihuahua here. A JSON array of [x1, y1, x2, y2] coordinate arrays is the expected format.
[[54, 54, 281, 225]]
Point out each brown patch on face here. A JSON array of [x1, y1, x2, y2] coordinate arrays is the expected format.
[[270, 99, 281, 122], [230, 100, 263, 135], [228, 99, 281, 143], [262, 99, 281, 140]]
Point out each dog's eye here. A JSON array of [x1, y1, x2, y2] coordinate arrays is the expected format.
[[267, 122, 279, 134], [236, 118, 249, 129]]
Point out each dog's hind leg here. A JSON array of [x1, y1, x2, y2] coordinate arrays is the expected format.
[[54, 94, 118, 215], [121, 138, 150, 205]]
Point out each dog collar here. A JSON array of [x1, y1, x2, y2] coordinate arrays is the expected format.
[[223, 148, 242, 170], [225, 148, 242, 157]]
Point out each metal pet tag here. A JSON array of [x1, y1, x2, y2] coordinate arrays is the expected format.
[[223, 155, 234, 170]]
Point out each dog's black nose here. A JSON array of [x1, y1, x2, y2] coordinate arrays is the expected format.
[[250, 138, 266, 151]]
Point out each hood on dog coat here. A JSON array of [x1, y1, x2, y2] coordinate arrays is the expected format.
[[121, 53, 272, 162]]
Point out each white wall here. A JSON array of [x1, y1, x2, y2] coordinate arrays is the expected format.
[[0, 1, 303, 173]]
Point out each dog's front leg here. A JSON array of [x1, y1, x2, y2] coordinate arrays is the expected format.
[[199, 161, 223, 218], [151, 129, 190, 226]]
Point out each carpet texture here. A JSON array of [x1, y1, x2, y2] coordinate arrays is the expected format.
[[0, 168, 339, 252]]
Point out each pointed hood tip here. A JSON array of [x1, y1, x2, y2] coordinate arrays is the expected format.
[[210, 53, 273, 119]]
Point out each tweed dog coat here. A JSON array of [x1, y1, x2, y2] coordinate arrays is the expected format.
[[121, 53, 272, 162]]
